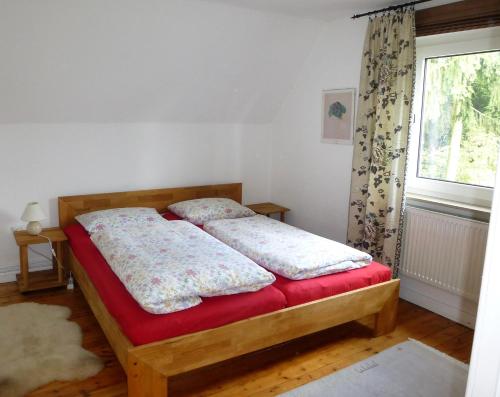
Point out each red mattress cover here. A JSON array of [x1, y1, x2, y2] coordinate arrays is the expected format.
[[64, 223, 287, 346], [272, 263, 392, 307], [162, 211, 186, 221], [162, 211, 393, 306]]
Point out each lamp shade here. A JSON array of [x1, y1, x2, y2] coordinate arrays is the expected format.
[[21, 202, 46, 222]]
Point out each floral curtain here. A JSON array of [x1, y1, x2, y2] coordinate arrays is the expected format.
[[347, 8, 416, 275]]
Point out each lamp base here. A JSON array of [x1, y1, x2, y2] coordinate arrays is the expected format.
[[26, 221, 42, 235]]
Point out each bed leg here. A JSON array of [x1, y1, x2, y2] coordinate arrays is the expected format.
[[373, 284, 399, 337], [128, 355, 168, 397]]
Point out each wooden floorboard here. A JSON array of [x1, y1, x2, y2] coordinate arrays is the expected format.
[[0, 282, 474, 397]]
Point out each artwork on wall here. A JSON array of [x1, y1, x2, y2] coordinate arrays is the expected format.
[[321, 88, 355, 144]]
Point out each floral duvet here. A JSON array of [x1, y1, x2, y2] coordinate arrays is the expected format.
[[205, 215, 372, 280], [91, 220, 275, 314]]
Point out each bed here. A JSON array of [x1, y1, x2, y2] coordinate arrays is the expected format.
[[59, 183, 399, 397]]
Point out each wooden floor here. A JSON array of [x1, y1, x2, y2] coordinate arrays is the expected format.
[[0, 283, 474, 397]]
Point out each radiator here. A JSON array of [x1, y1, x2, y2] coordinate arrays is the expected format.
[[401, 207, 488, 302]]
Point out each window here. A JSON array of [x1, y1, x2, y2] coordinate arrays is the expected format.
[[418, 51, 500, 188], [408, 27, 500, 207]]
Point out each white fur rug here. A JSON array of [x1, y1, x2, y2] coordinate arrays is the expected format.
[[0, 302, 103, 397]]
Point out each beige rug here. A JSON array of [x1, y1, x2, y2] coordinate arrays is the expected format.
[[0, 302, 103, 397], [279, 339, 468, 396]]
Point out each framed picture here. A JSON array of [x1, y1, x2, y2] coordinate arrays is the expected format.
[[321, 88, 355, 145]]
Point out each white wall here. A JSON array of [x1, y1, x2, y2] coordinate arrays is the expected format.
[[0, 123, 271, 281], [239, 124, 273, 204], [270, 18, 367, 242], [466, 151, 500, 397]]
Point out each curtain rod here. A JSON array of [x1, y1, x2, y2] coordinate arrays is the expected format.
[[351, 0, 432, 19]]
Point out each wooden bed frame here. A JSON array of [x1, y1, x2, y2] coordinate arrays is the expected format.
[[58, 183, 400, 397]]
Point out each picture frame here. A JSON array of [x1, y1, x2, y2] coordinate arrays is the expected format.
[[321, 88, 355, 145]]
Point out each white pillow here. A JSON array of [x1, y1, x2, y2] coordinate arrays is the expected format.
[[168, 198, 255, 225], [76, 207, 163, 234]]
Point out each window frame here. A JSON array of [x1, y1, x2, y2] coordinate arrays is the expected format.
[[407, 27, 500, 208]]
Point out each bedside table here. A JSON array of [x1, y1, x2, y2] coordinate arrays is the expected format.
[[246, 202, 290, 222], [13, 227, 67, 293]]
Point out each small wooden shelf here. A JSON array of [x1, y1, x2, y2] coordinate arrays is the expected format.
[[13, 227, 67, 293], [16, 269, 67, 293], [246, 202, 290, 222], [13, 227, 68, 245]]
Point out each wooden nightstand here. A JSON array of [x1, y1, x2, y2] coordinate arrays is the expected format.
[[13, 227, 67, 293], [246, 202, 290, 222]]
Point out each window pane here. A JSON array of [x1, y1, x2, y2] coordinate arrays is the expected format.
[[418, 51, 500, 188]]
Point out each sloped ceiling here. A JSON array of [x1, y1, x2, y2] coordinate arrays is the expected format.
[[0, 0, 321, 123], [201, 0, 461, 21], [0, 0, 461, 124], [200, 0, 393, 21]]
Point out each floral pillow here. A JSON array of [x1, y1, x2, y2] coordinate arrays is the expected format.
[[76, 207, 163, 234], [168, 198, 255, 225]]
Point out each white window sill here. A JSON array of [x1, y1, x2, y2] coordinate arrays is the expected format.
[[407, 192, 491, 214], [406, 192, 491, 223]]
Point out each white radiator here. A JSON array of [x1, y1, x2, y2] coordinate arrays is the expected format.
[[401, 207, 488, 302]]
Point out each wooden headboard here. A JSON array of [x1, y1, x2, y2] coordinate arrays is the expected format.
[[58, 183, 242, 228]]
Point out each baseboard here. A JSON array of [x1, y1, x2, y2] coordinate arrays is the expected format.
[[0, 260, 52, 283], [400, 275, 477, 329]]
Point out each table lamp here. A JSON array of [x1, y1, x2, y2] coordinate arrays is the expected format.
[[21, 202, 46, 235]]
